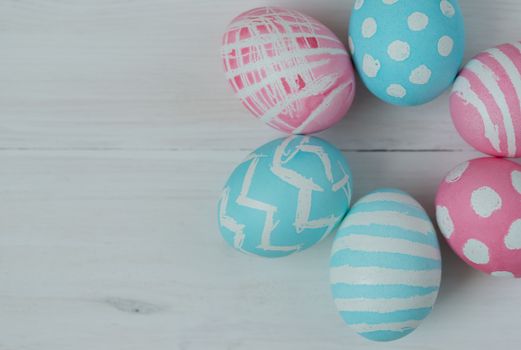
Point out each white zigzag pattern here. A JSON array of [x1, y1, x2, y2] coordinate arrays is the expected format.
[[333, 160, 351, 201], [219, 153, 267, 253], [237, 154, 300, 252], [272, 136, 349, 241], [219, 187, 246, 251], [221, 139, 350, 252]]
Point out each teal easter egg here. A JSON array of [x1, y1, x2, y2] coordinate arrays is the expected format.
[[218, 136, 352, 258], [349, 0, 465, 106], [330, 189, 442, 342]]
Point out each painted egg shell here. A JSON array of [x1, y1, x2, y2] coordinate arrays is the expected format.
[[330, 189, 442, 342], [218, 136, 352, 258], [450, 42, 521, 158], [436, 157, 521, 277], [349, 0, 465, 106], [222, 7, 356, 134]]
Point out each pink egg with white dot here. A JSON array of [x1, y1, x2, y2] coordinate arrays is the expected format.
[[222, 7, 356, 135], [450, 42, 521, 158], [436, 157, 521, 278]]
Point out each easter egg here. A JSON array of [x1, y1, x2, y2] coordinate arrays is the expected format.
[[222, 7, 356, 134], [349, 0, 465, 106], [436, 157, 521, 277], [450, 42, 521, 158], [218, 136, 352, 258], [330, 189, 441, 342]]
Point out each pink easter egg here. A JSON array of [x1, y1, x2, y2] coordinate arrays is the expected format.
[[436, 157, 521, 278], [450, 42, 521, 158], [221, 7, 356, 135]]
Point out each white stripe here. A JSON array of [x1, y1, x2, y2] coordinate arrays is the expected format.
[[332, 171, 350, 192], [343, 211, 433, 235], [333, 161, 351, 201], [350, 320, 422, 334], [223, 33, 337, 52], [225, 20, 328, 47], [488, 47, 521, 106], [335, 292, 438, 313], [356, 191, 422, 209], [228, 58, 331, 100], [509, 41, 521, 63], [271, 137, 338, 237], [223, 47, 346, 81], [236, 157, 299, 252], [466, 59, 516, 156], [487, 47, 521, 156], [297, 143, 334, 181], [271, 137, 323, 191], [332, 235, 440, 260], [452, 76, 501, 152], [292, 81, 352, 134], [260, 74, 342, 123], [219, 187, 246, 250], [223, 46, 346, 78], [225, 8, 323, 45], [223, 9, 344, 78], [330, 266, 441, 288]]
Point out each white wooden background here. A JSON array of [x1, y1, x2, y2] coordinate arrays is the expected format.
[[0, 1, 520, 349]]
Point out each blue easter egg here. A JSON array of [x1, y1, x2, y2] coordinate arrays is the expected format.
[[218, 136, 352, 258], [330, 189, 442, 342], [349, 0, 465, 106]]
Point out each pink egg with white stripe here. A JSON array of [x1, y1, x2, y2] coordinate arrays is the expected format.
[[450, 42, 521, 158], [222, 7, 356, 135], [436, 157, 521, 278]]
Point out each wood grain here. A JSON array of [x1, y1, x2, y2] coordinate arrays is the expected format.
[[0, 1, 521, 349], [1, 0, 520, 151]]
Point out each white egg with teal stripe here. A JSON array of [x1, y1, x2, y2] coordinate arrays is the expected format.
[[329, 188, 441, 342]]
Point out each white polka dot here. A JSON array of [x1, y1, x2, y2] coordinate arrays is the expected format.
[[362, 17, 377, 38], [440, 0, 456, 18], [354, 0, 364, 10], [348, 36, 355, 54], [408, 12, 429, 31], [471, 186, 502, 218], [438, 36, 454, 57], [386, 84, 407, 98], [491, 271, 515, 278], [445, 161, 469, 183], [463, 239, 490, 265], [383, 0, 399, 4], [505, 219, 521, 250], [362, 54, 381, 78], [436, 206, 454, 239], [388, 40, 410, 61], [409, 65, 432, 85], [512, 170, 521, 194]]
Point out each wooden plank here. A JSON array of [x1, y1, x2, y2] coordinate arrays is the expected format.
[[1, 1, 521, 348], [1, 0, 520, 151], [0, 150, 520, 349]]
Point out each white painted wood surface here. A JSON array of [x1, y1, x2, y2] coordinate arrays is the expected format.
[[0, 1, 520, 349]]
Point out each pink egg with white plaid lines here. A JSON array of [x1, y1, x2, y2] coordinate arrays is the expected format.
[[436, 157, 521, 278], [222, 7, 355, 135], [450, 42, 521, 158]]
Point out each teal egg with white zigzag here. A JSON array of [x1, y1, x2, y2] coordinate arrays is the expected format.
[[329, 189, 442, 342], [218, 136, 352, 258]]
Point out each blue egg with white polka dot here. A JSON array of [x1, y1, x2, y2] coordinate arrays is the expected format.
[[349, 0, 465, 106]]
